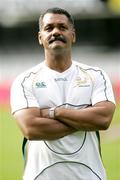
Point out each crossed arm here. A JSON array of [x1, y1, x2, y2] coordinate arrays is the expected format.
[[13, 101, 115, 140]]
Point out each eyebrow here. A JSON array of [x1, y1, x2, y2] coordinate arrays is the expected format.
[[44, 22, 68, 28]]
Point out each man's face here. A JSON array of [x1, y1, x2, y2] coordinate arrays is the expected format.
[[38, 13, 76, 52]]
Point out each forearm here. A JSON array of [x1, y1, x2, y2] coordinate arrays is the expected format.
[[55, 101, 115, 131], [14, 108, 76, 141], [28, 117, 75, 140]]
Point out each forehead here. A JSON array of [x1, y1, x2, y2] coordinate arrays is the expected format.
[[42, 13, 70, 26]]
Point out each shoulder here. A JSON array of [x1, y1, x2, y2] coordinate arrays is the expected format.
[[73, 60, 111, 83], [73, 60, 108, 77], [11, 62, 45, 92], [12, 62, 44, 85], [73, 60, 102, 72]]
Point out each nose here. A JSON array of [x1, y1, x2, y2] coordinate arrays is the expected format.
[[52, 27, 60, 37]]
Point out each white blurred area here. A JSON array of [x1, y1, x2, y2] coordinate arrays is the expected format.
[[0, 0, 120, 102], [0, 0, 120, 27], [0, 0, 110, 27]]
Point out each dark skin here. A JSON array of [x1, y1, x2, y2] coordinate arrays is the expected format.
[[13, 13, 115, 140]]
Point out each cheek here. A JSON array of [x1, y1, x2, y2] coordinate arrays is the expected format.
[[42, 34, 51, 44], [41, 37, 48, 46]]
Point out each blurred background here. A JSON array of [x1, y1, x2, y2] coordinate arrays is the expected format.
[[0, 0, 120, 180]]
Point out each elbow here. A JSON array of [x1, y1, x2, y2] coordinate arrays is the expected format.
[[95, 101, 116, 130], [100, 117, 112, 130], [22, 128, 31, 140], [99, 106, 115, 130], [23, 125, 44, 140], [101, 122, 110, 130], [21, 126, 36, 140]]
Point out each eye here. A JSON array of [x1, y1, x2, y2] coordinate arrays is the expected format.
[[60, 25, 67, 30], [45, 26, 53, 32]]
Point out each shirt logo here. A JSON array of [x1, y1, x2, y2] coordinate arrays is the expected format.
[[35, 81, 47, 88], [54, 77, 68, 82], [74, 77, 90, 87]]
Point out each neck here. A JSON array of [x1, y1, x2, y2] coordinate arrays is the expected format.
[[45, 50, 72, 72]]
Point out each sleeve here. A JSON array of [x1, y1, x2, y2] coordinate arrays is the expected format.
[[91, 68, 115, 106], [10, 74, 40, 114]]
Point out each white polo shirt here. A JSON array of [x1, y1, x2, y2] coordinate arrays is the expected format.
[[11, 61, 115, 180]]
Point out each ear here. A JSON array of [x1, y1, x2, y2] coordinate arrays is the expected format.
[[38, 32, 42, 45], [72, 30, 76, 43], [72, 33, 76, 43]]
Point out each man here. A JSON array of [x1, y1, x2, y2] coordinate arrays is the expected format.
[[10, 7, 115, 180]]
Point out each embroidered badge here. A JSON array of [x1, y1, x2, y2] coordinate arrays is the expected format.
[[74, 76, 90, 87], [35, 81, 47, 88]]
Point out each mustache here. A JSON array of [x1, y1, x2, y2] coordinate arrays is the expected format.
[[49, 36, 66, 44]]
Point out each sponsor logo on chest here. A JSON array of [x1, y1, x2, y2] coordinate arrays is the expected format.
[[54, 77, 68, 82]]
